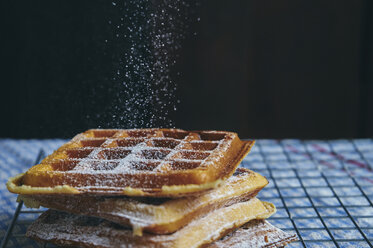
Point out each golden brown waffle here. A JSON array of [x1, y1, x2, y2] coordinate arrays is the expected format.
[[26, 198, 275, 248], [209, 220, 298, 248], [7, 129, 254, 197], [20, 168, 268, 235]]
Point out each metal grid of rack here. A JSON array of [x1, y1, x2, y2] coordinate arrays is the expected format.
[[1, 139, 373, 248], [1, 150, 46, 248], [246, 139, 373, 248]]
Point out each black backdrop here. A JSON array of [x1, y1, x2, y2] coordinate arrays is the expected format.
[[1, 0, 372, 139]]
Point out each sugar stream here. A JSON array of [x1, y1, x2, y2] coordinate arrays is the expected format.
[[101, 0, 199, 128]]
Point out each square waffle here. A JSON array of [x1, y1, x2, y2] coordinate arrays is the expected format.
[[7, 129, 255, 197], [20, 168, 268, 236], [26, 198, 276, 248]]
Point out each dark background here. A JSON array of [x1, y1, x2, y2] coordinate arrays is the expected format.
[[1, 0, 372, 139]]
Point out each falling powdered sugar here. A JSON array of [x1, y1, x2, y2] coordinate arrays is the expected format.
[[100, 0, 199, 128]]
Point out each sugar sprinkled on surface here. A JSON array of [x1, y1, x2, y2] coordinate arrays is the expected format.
[[70, 131, 224, 177], [211, 220, 298, 247], [27, 198, 287, 248], [19, 129, 240, 195]]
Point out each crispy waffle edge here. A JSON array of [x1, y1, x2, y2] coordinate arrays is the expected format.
[[25, 198, 276, 248], [19, 168, 268, 235]]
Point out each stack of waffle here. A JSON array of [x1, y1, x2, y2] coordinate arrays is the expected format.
[[7, 129, 297, 247]]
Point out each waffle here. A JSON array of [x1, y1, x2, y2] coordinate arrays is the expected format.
[[20, 168, 267, 235], [26, 197, 275, 248], [209, 220, 298, 248], [7, 129, 255, 197]]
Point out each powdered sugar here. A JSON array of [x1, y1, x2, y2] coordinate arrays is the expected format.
[[70, 130, 226, 175], [26, 197, 282, 248], [211, 220, 298, 248], [17, 129, 251, 196], [95, 1, 199, 129]]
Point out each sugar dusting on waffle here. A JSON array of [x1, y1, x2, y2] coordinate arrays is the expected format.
[[210, 220, 298, 248], [70, 130, 226, 175], [26, 198, 278, 247], [9, 128, 254, 196], [20, 168, 268, 236]]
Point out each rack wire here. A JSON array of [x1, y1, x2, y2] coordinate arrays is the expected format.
[[1, 139, 373, 248], [246, 139, 373, 248], [1, 150, 46, 248]]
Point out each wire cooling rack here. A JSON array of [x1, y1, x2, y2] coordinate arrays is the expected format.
[[245, 139, 373, 248], [1, 139, 373, 248]]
